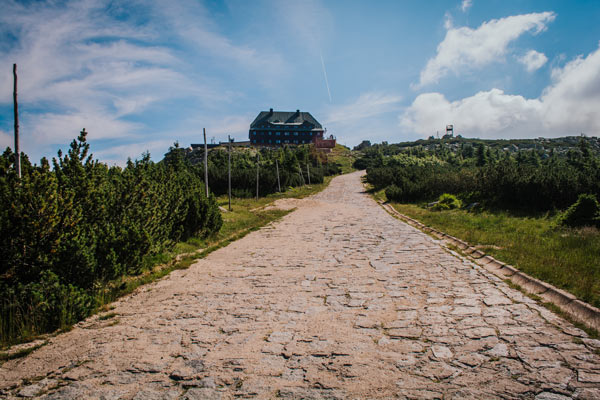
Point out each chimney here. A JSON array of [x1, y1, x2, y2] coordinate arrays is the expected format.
[[296, 109, 300, 113], [269, 108, 273, 114]]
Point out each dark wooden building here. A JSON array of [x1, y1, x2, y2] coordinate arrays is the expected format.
[[249, 109, 325, 146]]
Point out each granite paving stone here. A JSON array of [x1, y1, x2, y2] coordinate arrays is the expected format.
[[1, 171, 599, 398]]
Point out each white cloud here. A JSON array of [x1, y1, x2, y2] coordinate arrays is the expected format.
[[273, 0, 333, 54], [155, 0, 287, 83], [416, 12, 556, 87], [323, 92, 403, 146], [0, 0, 277, 163], [205, 115, 254, 139], [518, 50, 548, 72], [461, 0, 473, 12], [325, 92, 402, 125], [444, 12, 453, 30], [400, 89, 542, 137], [94, 139, 175, 166], [402, 43, 600, 138], [23, 111, 142, 147]]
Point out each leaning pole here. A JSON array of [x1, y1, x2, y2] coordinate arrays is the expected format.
[[13, 64, 21, 179]]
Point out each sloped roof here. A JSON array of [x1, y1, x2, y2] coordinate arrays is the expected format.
[[250, 109, 323, 129]]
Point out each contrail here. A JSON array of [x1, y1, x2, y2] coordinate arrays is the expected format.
[[320, 52, 332, 103]]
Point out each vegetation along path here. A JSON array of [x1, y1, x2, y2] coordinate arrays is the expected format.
[[2, 171, 600, 399]]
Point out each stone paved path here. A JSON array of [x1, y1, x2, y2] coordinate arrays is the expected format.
[[2, 171, 600, 399]]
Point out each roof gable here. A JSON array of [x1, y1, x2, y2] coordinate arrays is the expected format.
[[250, 109, 323, 129]]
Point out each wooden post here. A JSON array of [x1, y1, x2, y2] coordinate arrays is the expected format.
[[228, 135, 232, 211], [203, 128, 208, 197], [13, 64, 20, 179], [275, 159, 281, 192], [306, 163, 311, 185], [299, 163, 305, 185], [256, 152, 260, 200]]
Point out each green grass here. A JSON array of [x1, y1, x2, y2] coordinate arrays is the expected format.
[[388, 201, 600, 309], [0, 341, 48, 363], [95, 179, 332, 303], [328, 144, 356, 174], [1, 178, 333, 349]]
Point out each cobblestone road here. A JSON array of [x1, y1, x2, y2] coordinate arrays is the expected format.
[[2, 171, 600, 399]]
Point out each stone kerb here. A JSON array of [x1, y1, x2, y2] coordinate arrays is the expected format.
[[377, 200, 600, 333]]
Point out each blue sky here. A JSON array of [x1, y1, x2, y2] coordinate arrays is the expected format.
[[1, 0, 600, 165]]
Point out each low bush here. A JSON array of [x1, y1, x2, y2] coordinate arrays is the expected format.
[[385, 185, 402, 202], [558, 194, 600, 228], [0, 131, 223, 344], [431, 193, 462, 211]]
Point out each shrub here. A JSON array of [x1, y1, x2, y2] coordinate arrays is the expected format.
[[385, 185, 403, 202], [558, 194, 600, 228], [431, 193, 462, 211]]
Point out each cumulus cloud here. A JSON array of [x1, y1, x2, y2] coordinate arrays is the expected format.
[[518, 50, 548, 72], [400, 89, 543, 138], [461, 0, 473, 12], [402, 43, 600, 138], [416, 11, 556, 87]]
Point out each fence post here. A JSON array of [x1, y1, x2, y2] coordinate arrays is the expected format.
[[203, 128, 208, 197], [299, 163, 305, 185], [276, 158, 281, 192], [256, 152, 260, 200], [307, 163, 311, 185], [228, 135, 232, 211], [13, 64, 20, 179]]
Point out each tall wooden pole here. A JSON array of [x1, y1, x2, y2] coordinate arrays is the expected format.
[[307, 163, 311, 185], [275, 159, 281, 192], [228, 135, 232, 211], [299, 163, 305, 185], [203, 128, 208, 197], [256, 152, 260, 200], [13, 64, 21, 179]]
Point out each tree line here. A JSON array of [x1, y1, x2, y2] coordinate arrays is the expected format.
[[357, 139, 600, 221], [169, 144, 341, 198], [0, 130, 225, 343], [1, 131, 342, 344]]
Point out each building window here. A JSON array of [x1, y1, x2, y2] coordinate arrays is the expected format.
[[276, 139, 280, 144], [294, 132, 298, 136], [253, 139, 256, 143], [268, 131, 272, 135], [284, 132, 289, 136], [294, 139, 298, 144], [276, 132, 280, 136], [268, 139, 272, 143]]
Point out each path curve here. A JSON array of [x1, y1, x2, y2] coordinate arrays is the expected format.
[[1, 171, 600, 399]]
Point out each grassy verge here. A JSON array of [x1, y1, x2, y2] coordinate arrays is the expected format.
[[97, 177, 332, 309], [1, 178, 332, 351], [386, 199, 600, 309], [328, 144, 356, 174]]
